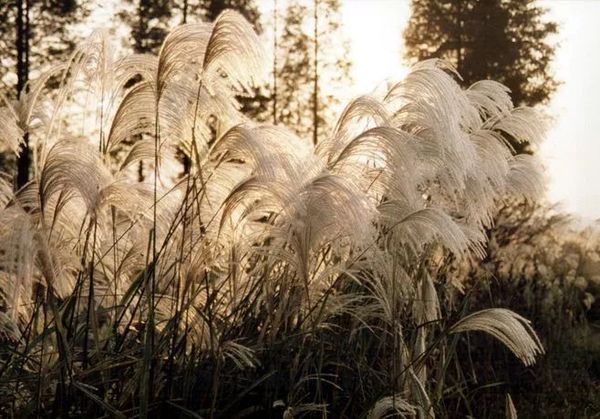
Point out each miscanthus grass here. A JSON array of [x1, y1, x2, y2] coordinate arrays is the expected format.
[[0, 11, 547, 418]]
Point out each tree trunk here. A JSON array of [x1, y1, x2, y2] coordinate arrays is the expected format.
[[312, 0, 318, 146], [456, 0, 464, 76], [15, 0, 30, 190], [272, 0, 278, 125]]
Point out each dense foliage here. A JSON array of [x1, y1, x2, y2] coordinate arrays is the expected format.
[[404, 0, 558, 109], [0, 0, 88, 97]]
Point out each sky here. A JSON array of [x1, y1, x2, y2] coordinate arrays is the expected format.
[[538, 0, 600, 220], [337, 0, 600, 220], [339, 0, 410, 98]]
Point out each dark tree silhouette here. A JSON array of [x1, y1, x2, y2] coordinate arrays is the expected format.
[[404, 0, 558, 108], [15, 0, 30, 189], [0, 0, 87, 188], [0, 0, 85, 96], [118, 0, 172, 55], [201, 0, 261, 32], [275, 0, 351, 143], [121, 0, 261, 54]]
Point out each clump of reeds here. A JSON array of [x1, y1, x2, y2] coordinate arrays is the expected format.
[[0, 11, 547, 418]]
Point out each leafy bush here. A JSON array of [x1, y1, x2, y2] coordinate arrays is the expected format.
[[0, 11, 548, 418]]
